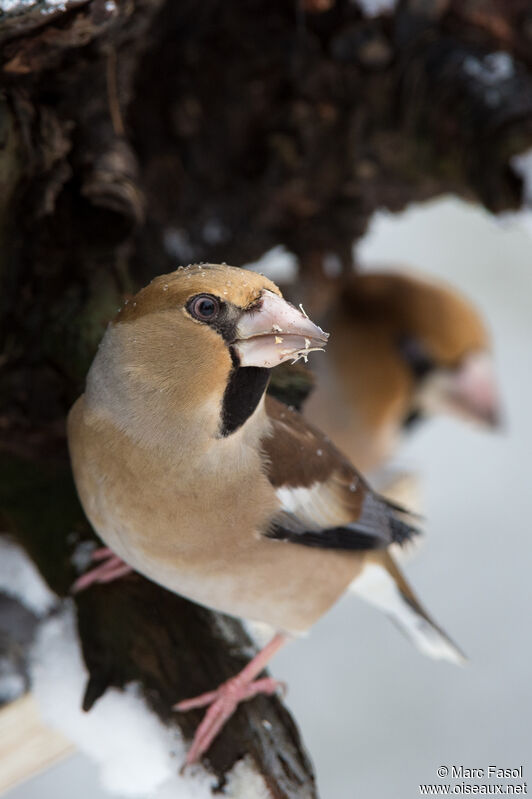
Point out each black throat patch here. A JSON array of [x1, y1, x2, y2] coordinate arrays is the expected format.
[[220, 356, 270, 437]]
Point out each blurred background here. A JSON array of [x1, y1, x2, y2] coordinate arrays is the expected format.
[[2, 1, 532, 797], [278, 197, 532, 798]]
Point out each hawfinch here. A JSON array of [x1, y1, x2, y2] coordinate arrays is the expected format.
[[304, 270, 500, 473], [68, 264, 463, 766]]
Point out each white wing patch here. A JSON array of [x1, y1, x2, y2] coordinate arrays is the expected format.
[[275, 481, 352, 531]]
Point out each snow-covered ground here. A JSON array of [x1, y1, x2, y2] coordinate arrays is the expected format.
[[7, 196, 532, 799]]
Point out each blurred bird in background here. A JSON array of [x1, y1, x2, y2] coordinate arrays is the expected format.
[[69, 264, 463, 767], [282, 268, 501, 475]]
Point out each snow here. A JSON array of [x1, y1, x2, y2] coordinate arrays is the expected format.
[[461, 51, 516, 108], [0, 0, 83, 13], [462, 52, 515, 85], [70, 540, 99, 574], [154, 758, 272, 799], [501, 145, 532, 237], [224, 758, 271, 799], [510, 147, 532, 206], [243, 246, 298, 283], [31, 604, 215, 796], [30, 603, 273, 798], [0, 538, 57, 616], [0, 0, 35, 12], [352, 0, 398, 17]]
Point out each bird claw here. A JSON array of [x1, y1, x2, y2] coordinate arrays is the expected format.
[[71, 547, 133, 593], [175, 674, 285, 767]]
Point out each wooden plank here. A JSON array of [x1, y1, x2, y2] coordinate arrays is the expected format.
[[0, 695, 75, 795]]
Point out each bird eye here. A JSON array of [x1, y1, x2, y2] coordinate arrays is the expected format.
[[397, 335, 435, 380], [189, 294, 220, 321]]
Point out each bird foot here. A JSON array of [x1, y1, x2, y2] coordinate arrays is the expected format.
[[71, 547, 133, 593], [175, 674, 286, 767]]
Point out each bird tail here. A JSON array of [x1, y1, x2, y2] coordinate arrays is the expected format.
[[350, 552, 466, 665]]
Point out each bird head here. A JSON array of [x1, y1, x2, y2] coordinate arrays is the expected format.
[[393, 276, 500, 429], [86, 264, 328, 443], [340, 271, 501, 432]]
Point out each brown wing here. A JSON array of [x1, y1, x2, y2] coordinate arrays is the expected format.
[[261, 396, 419, 550]]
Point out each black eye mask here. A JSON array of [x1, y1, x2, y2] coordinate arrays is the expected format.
[[397, 335, 435, 381], [186, 294, 242, 343], [401, 408, 425, 431]]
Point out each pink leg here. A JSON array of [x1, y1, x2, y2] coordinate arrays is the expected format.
[[71, 547, 134, 593], [175, 633, 287, 767]]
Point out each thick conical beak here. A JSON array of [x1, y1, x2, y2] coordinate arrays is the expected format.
[[421, 352, 501, 428], [445, 352, 501, 427], [233, 290, 329, 368]]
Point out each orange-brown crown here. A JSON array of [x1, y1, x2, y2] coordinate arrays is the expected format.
[[115, 264, 282, 325], [341, 270, 489, 367]]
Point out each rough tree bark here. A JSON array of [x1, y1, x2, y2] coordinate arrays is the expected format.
[[1, 0, 532, 795]]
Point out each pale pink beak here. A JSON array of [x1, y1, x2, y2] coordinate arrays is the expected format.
[[233, 290, 329, 368], [447, 352, 501, 428], [419, 351, 501, 428]]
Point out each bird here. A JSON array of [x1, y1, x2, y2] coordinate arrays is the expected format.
[[302, 269, 500, 474], [68, 263, 463, 766]]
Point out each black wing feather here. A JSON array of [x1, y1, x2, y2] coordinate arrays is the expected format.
[[267, 500, 420, 551], [266, 524, 386, 550]]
